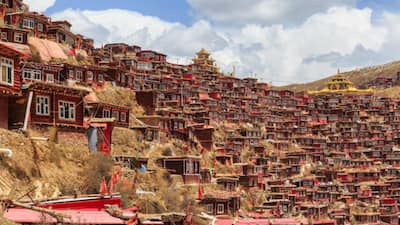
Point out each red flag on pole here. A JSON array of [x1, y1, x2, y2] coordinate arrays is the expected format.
[[275, 201, 280, 216], [100, 176, 108, 195], [198, 181, 203, 200], [108, 174, 115, 195]]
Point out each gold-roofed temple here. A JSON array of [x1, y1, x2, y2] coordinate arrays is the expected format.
[[308, 71, 373, 95], [192, 48, 220, 73]]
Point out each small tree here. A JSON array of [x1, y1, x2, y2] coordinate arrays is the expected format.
[[80, 153, 114, 194]]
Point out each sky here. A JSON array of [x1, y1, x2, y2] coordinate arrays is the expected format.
[[23, 0, 400, 85]]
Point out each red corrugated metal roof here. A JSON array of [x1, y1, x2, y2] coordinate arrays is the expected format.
[[4, 208, 125, 224]]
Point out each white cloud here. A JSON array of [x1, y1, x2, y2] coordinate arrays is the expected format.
[[187, 0, 357, 26], [24, 0, 56, 12], [49, 2, 400, 85]]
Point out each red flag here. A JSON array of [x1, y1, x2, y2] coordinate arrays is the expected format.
[[275, 202, 280, 216], [257, 171, 263, 184], [70, 48, 76, 56], [344, 148, 351, 159], [108, 174, 116, 195], [198, 181, 203, 200], [100, 176, 108, 195]]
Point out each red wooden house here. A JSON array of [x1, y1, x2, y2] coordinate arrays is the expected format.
[[86, 102, 130, 128], [0, 41, 27, 129], [157, 156, 201, 184], [12, 82, 90, 129], [21, 62, 62, 84]]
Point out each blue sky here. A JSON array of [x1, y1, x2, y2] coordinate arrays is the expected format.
[[45, 0, 193, 25], [25, 0, 400, 84]]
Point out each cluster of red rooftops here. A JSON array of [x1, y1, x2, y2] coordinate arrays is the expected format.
[[4, 0, 400, 225]]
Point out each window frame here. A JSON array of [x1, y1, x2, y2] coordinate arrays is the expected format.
[[36, 96, 50, 116], [112, 111, 119, 120], [58, 101, 76, 121], [0, 57, 14, 86], [98, 74, 104, 82], [120, 112, 127, 122], [103, 109, 111, 118], [37, 23, 44, 32], [22, 18, 34, 29], [14, 32, 23, 43], [76, 70, 83, 81], [217, 204, 225, 214], [1, 32, 7, 41], [205, 204, 213, 214], [33, 70, 42, 80], [86, 71, 93, 81], [46, 73, 54, 83]]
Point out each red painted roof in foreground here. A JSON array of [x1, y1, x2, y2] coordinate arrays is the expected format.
[[4, 208, 125, 224]]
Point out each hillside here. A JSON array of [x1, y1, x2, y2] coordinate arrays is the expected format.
[[276, 60, 400, 92]]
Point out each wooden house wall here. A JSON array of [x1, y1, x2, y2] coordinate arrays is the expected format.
[[89, 103, 130, 128], [0, 97, 8, 129], [28, 90, 84, 127], [0, 27, 28, 44], [22, 65, 60, 83], [164, 160, 184, 175], [0, 54, 21, 95]]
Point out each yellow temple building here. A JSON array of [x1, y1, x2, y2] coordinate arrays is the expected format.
[[308, 71, 373, 95], [192, 48, 220, 73]]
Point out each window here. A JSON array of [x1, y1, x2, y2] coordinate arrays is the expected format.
[[112, 111, 119, 120], [103, 109, 111, 118], [0, 57, 13, 86], [14, 32, 23, 43], [76, 71, 83, 81], [22, 18, 34, 29], [59, 101, 75, 120], [36, 96, 49, 116], [120, 112, 126, 122], [87, 71, 93, 81], [46, 74, 54, 83], [37, 23, 43, 32], [205, 204, 213, 214], [68, 70, 74, 79], [1, 32, 7, 41], [98, 74, 104, 82], [23, 70, 41, 80], [33, 70, 41, 80], [217, 204, 224, 214]]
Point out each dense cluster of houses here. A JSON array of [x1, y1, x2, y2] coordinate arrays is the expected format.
[[4, 1, 400, 225]]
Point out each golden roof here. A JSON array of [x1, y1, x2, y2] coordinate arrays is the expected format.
[[308, 72, 373, 95]]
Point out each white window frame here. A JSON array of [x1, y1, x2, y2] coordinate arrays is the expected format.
[[36, 96, 50, 116], [23, 69, 32, 80], [103, 109, 111, 118], [46, 73, 54, 83], [206, 204, 213, 214], [217, 204, 224, 214], [33, 70, 42, 80], [58, 101, 75, 121], [76, 71, 83, 81], [112, 111, 119, 120], [98, 74, 104, 82], [120, 112, 126, 122], [22, 18, 34, 29], [0, 57, 14, 86], [68, 70, 74, 79], [86, 71, 93, 81], [14, 32, 23, 43], [1, 32, 7, 41], [37, 23, 43, 32]]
